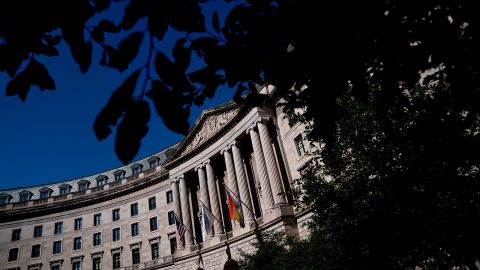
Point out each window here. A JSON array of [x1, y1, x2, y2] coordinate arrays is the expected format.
[[131, 223, 139, 237], [148, 157, 159, 168], [72, 261, 81, 270], [114, 170, 124, 181], [148, 197, 156, 210], [34, 225, 43, 238], [132, 248, 140, 264], [51, 266, 60, 270], [168, 211, 175, 226], [166, 190, 173, 204], [0, 194, 11, 205], [93, 257, 101, 270], [74, 218, 82, 230], [112, 253, 121, 269], [73, 237, 82, 250], [59, 185, 70, 195], [93, 232, 102, 246], [31, 244, 41, 258], [11, 229, 21, 241], [150, 217, 158, 231], [151, 243, 159, 260], [19, 192, 31, 202], [112, 209, 120, 221], [112, 228, 121, 242], [131, 165, 142, 176], [54, 222, 63, 234], [78, 182, 88, 191], [40, 190, 51, 199], [8, 248, 19, 262], [96, 176, 107, 186], [53, 240, 62, 254], [94, 213, 101, 226], [169, 237, 177, 255], [294, 134, 306, 156], [130, 203, 138, 216]]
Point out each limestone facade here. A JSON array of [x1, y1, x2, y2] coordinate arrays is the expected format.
[[0, 93, 313, 270]]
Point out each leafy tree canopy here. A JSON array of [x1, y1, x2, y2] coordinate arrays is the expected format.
[[2, 1, 480, 268]]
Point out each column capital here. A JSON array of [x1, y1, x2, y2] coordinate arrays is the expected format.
[[220, 146, 231, 155], [169, 178, 179, 184], [203, 158, 213, 166], [246, 123, 257, 135], [195, 165, 204, 172]]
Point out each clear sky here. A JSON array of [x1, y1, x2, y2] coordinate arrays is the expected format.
[[0, 1, 235, 190]]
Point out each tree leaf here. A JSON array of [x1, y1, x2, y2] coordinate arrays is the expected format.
[[91, 28, 105, 43], [147, 80, 189, 135], [212, 11, 220, 33], [173, 38, 191, 71], [94, 69, 141, 141], [154, 51, 193, 92], [117, 31, 144, 71], [121, 0, 148, 30], [147, 13, 168, 41], [115, 99, 150, 164], [93, 0, 110, 12], [97, 19, 120, 33], [26, 59, 56, 91]]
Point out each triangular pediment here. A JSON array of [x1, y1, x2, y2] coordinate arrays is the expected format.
[[172, 102, 240, 159]]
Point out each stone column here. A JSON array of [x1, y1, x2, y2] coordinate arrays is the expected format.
[[179, 176, 194, 246], [247, 125, 275, 212], [205, 159, 223, 235], [196, 165, 211, 211], [222, 148, 240, 200], [171, 178, 182, 223], [257, 119, 287, 206], [231, 141, 254, 222]]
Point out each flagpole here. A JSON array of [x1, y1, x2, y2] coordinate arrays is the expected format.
[[198, 198, 232, 257]]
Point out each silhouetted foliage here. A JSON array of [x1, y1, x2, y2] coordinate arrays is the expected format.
[[2, 1, 480, 267]]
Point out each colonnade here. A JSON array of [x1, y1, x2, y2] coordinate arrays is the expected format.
[[170, 118, 287, 247]]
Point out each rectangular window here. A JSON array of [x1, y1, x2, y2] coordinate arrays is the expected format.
[[112, 228, 121, 242], [79, 182, 88, 191], [96, 179, 106, 186], [166, 190, 173, 204], [114, 174, 123, 181], [19, 193, 30, 202], [74, 218, 82, 230], [94, 213, 101, 226], [11, 229, 21, 241], [40, 190, 50, 199], [150, 217, 158, 231], [93, 257, 101, 270], [131, 223, 139, 237], [112, 209, 120, 221], [0, 196, 9, 205], [51, 266, 60, 270], [132, 167, 141, 175], [93, 232, 102, 246], [8, 248, 19, 262], [169, 237, 177, 255], [73, 237, 82, 250], [53, 240, 62, 254], [148, 197, 156, 210], [168, 211, 175, 226], [54, 222, 63, 234], [31, 244, 41, 258], [151, 243, 159, 260], [34, 225, 43, 238], [72, 261, 81, 270], [132, 248, 140, 264], [294, 134, 306, 156], [130, 203, 138, 216], [60, 186, 69, 195], [149, 160, 156, 168], [112, 253, 121, 269]]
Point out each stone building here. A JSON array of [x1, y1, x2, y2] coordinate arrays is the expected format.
[[0, 89, 313, 270]]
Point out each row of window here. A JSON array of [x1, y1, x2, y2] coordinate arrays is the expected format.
[[8, 217, 164, 262], [0, 159, 163, 204], [11, 193, 175, 241]]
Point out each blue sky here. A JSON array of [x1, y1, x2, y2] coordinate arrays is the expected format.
[[0, 1, 235, 189]]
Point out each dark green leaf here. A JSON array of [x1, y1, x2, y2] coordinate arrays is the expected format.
[[147, 80, 189, 135], [121, 0, 148, 30], [94, 69, 141, 141], [173, 38, 191, 71], [115, 99, 150, 164], [212, 11, 220, 33]]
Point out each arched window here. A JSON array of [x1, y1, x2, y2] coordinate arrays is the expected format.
[[19, 190, 33, 202], [39, 187, 53, 199], [77, 180, 90, 191], [59, 184, 72, 195], [96, 175, 108, 186]]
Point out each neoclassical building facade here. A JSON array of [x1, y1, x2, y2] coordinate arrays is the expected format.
[[0, 89, 313, 270]]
